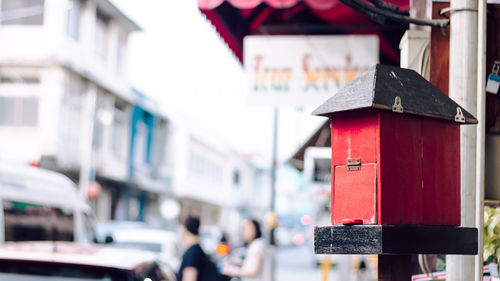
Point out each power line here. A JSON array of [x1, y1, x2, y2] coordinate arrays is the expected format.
[[340, 0, 449, 28]]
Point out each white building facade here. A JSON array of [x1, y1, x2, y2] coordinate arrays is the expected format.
[[0, 0, 270, 233], [164, 116, 271, 239], [0, 0, 150, 222]]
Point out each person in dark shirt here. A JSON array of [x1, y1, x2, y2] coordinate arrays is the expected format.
[[178, 216, 219, 281]]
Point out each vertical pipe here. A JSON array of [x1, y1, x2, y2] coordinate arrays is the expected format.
[[0, 200, 4, 244], [321, 258, 330, 281], [475, 0, 487, 280], [270, 108, 278, 244], [270, 108, 278, 281], [79, 85, 97, 199], [446, 0, 478, 280]]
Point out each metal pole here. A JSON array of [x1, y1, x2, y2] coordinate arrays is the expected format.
[[270, 108, 278, 281], [270, 107, 278, 245], [79, 85, 97, 199], [475, 0, 487, 280], [321, 258, 331, 281], [446, 0, 478, 280]]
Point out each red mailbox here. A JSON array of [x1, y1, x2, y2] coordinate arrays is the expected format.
[[312, 64, 477, 226]]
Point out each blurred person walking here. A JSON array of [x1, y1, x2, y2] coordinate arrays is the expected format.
[[222, 219, 272, 281], [178, 216, 220, 281]]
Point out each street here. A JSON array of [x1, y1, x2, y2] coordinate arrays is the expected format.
[[275, 243, 377, 281], [276, 243, 340, 281]]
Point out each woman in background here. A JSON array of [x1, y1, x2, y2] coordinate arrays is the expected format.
[[222, 219, 271, 281]]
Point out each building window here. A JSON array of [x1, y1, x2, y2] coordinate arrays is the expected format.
[[112, 118, 122, 153], [92, 119, 103, 149], [0, 97, 38, 127], [65, 0, 81, 40], [0, 0, 44, 25], [94, 9, 110, 59], [313, 158, 331, 183], [112, 112, 125, 154], [0, 76, 40, 84], [133, 121, 149, 165], [188, 150, 224, 184], [116, 36, 125, 73], [233, 170, 240, 187]]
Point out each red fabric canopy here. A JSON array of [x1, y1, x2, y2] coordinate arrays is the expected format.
[[199, 0, 409, 64], [199, 0, 339, 10]]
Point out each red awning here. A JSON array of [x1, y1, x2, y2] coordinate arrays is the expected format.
[[199, 0, 410, 64], [199, 0, 340, 10]]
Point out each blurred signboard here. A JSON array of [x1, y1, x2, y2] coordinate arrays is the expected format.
[[411, 272, 446, 281], [244, 35, 379, 107], [313, 158, 331, 184]]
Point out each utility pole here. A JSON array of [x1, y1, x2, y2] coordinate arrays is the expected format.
[[446, 0, 478, 280], [269, 108, 278, 281], [270, 108, 278, 245], [79, 85, 97, 199], [475, 0, 487, 280]]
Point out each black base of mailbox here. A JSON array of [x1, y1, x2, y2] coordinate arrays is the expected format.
[[314, 225, 477, 255]]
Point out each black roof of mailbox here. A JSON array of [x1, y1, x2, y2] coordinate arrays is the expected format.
[[312, 64, 478, 124]]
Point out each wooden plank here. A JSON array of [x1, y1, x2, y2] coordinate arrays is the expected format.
[[332, 164, 377, 224], [422, 119, 461, 225], [378, 254, 411, 281], [429, 2, 450, 95], [314, 225, 382, 255], [379, 112, 423, 224], [380, 225, 475, 254], [314, 225, 478, 255]]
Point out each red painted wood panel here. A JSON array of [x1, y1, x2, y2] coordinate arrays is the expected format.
[[422, 120, 461, 225], [332, 164, 377, 225], [331, 119, 335, 225], [379, 112, 423, 224], [329, 109, 460, 226], [331, 110, 379, 166], [376, 113, 382, 225]]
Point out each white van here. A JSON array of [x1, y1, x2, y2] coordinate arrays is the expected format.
[[0, 162, 94, 243]]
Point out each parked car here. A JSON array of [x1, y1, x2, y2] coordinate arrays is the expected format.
[[0, 241, 176, 281], [94, 220, 149, 243], [199, 225, 223, 256], [111, 228, 181, 271], [0, 162, 94, 243]]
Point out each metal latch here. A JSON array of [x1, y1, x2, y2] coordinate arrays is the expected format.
[[454, 107, 465, 123], [347, 158, 361, 171], [392, 96, 403, 113]]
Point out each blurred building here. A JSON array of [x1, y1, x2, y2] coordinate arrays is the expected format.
[[163, 115, 271, 237], [0, 0, 271, 232], [0, 0, 150, 221], [122, 88, 170, 226]]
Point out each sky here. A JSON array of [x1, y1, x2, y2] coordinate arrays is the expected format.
[[112, 0, 323, 164]]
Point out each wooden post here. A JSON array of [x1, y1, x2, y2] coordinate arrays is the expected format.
[[378, 255, 411, 281], [429, 1, 450, 95]]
